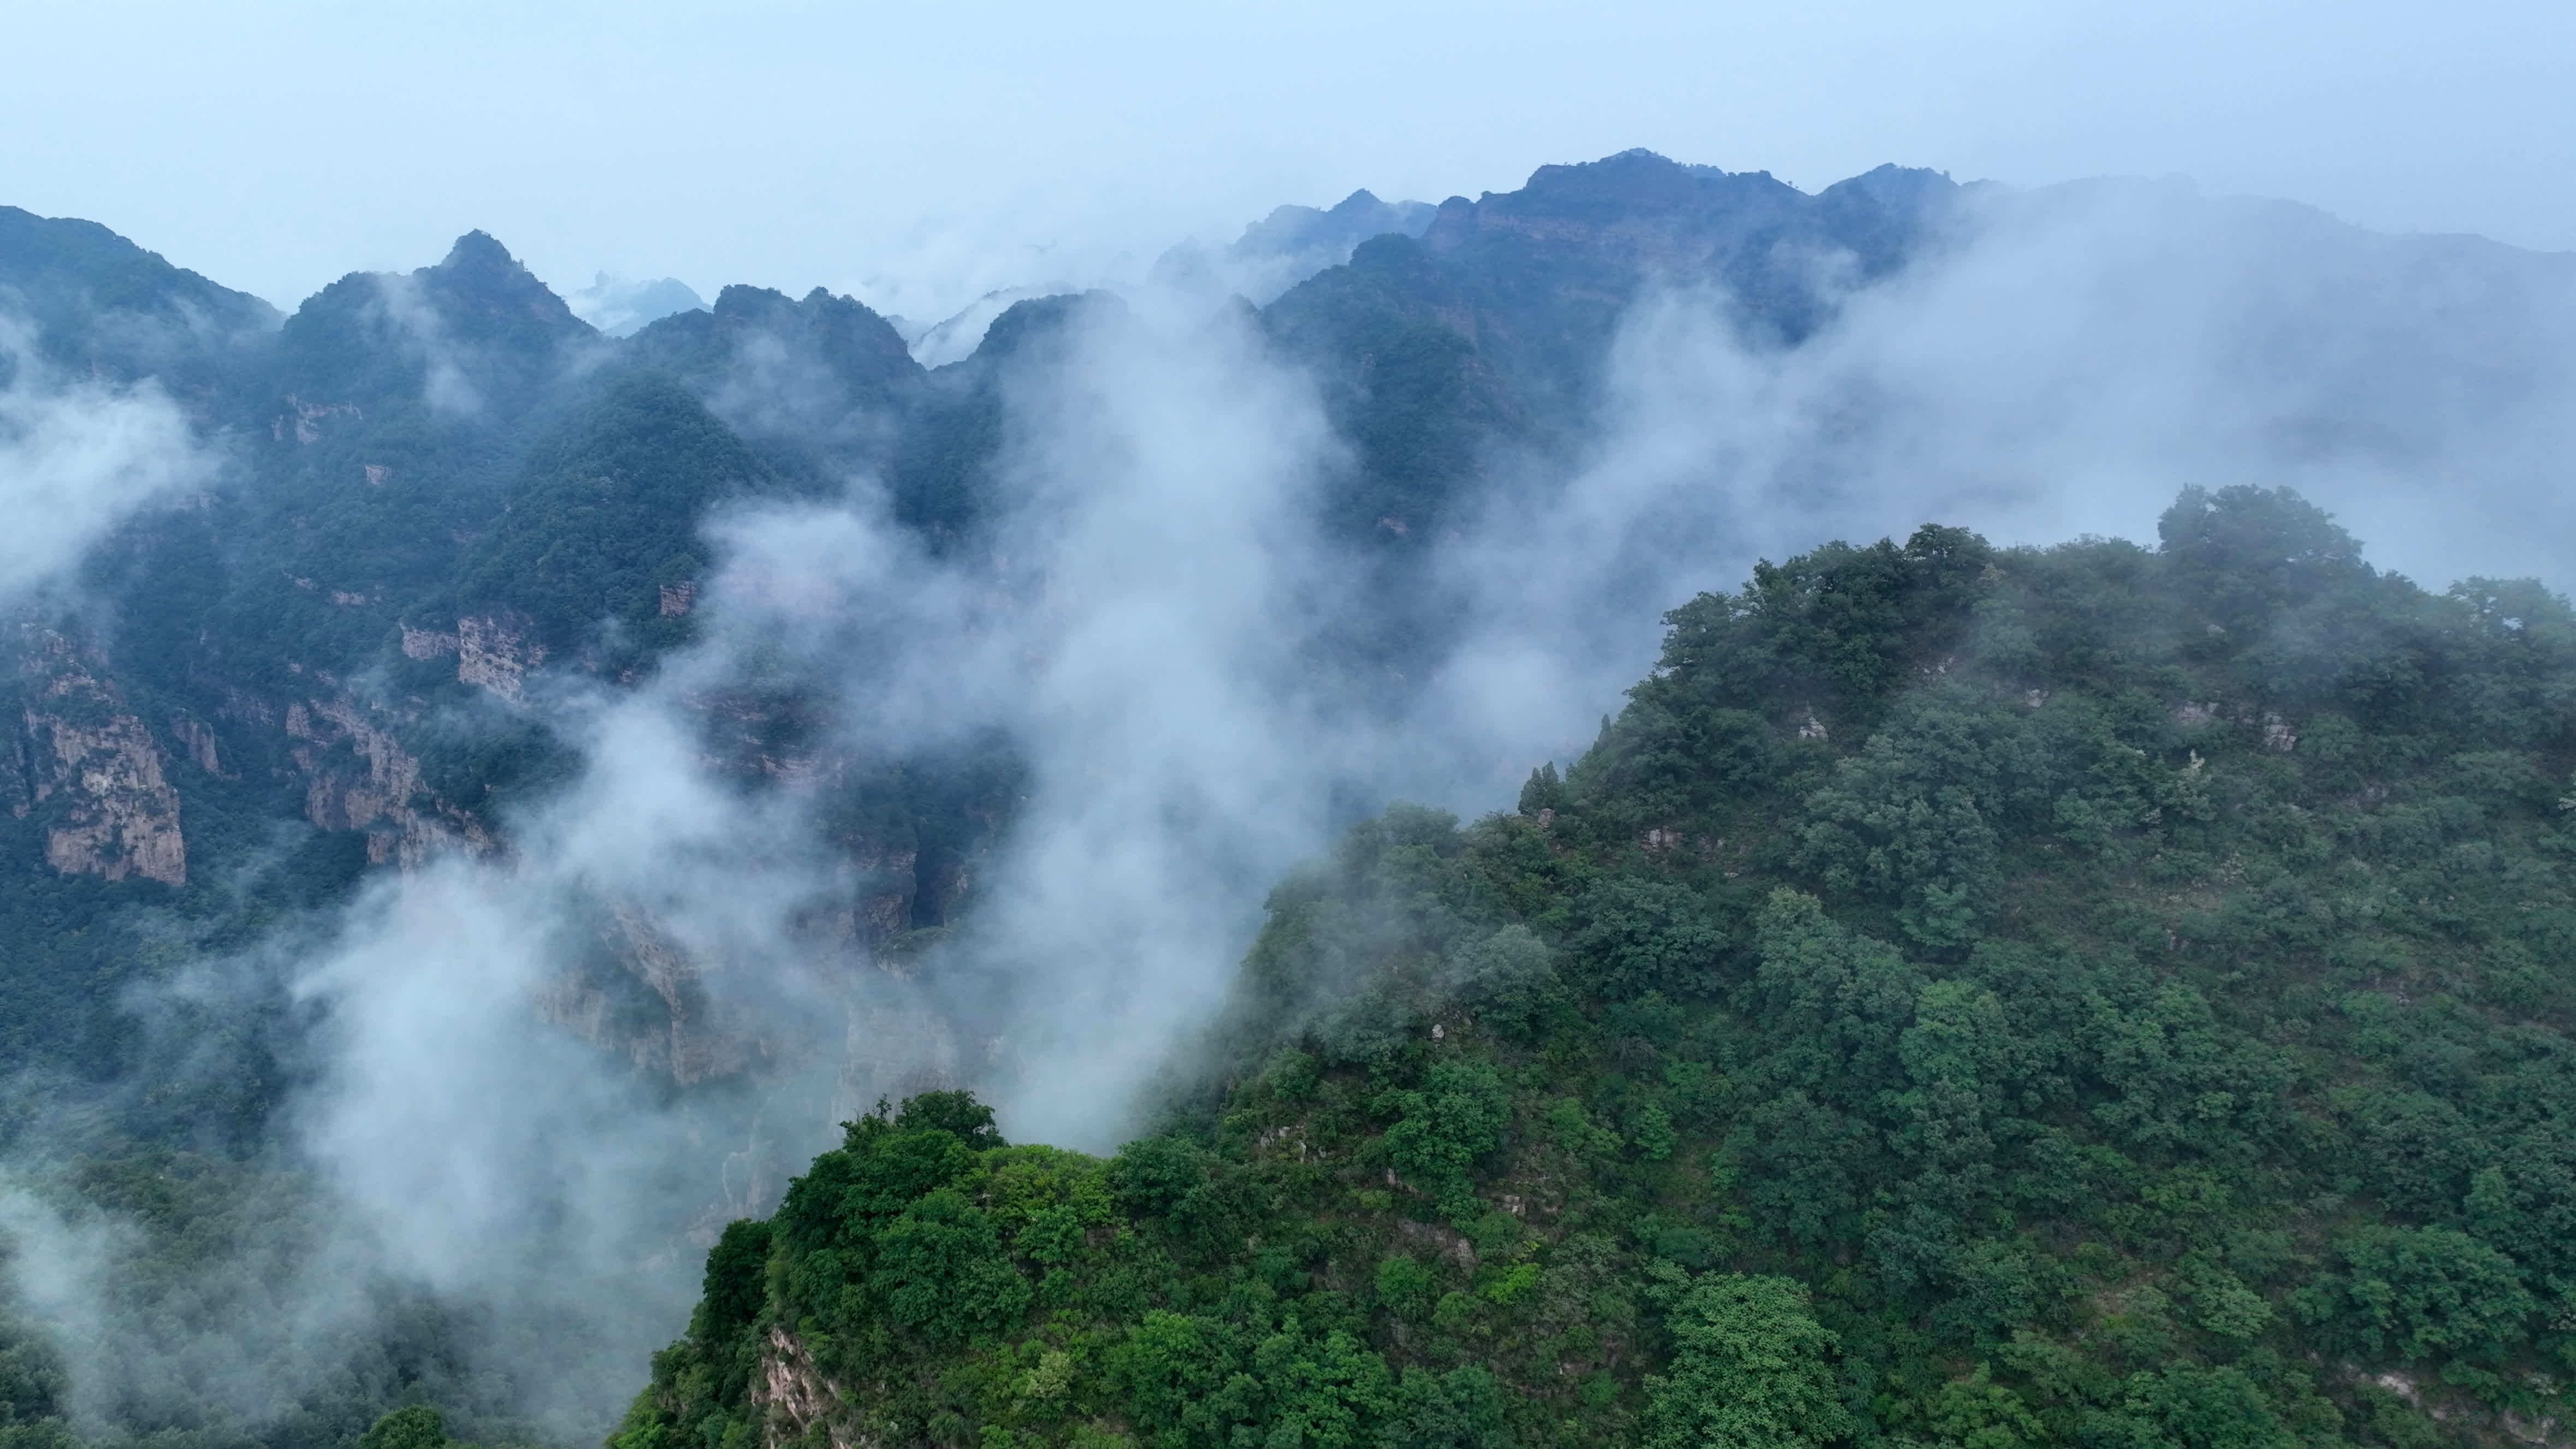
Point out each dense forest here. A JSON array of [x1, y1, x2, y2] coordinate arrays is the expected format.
[[614, 488, 2576, 1449]]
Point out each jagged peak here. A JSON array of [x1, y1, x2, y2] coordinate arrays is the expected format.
[[973, 290, 1122, 362], [1820, 163, 1957, 199], [711, 282, 794, 316], [412, 229, 583, 336], [1514, 148, 1785, 202], [706, 282, 897, 332], [435, 229, 526, 278]]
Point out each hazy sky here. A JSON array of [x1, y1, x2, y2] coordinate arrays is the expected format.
[[5, 0, 2569, 318]]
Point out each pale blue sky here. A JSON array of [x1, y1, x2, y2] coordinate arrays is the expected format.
[[7, 0, 2569, 317]]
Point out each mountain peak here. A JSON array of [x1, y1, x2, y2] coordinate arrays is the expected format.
[[416, 229, 584, 340], [437, 229, 522, 276]]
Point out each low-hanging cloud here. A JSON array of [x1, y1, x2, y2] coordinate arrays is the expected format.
[[1412, 177, 2576, 791], [0, 326, 212, 596], [914, 299, 1352, 1145], [207, 297, 1360, 1431]]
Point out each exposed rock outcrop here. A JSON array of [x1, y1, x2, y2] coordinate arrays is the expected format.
[[170, 716, 224, 776], [751, 1326, 867, 1449], [456, 613, 544, 699], [13, 628, 185, 885], [540, 906, 747, 1085], [399, 623, 460, 660], [854, 842, 919, 942], [271, 393, 360, 444], [283, 692, 487, 866]]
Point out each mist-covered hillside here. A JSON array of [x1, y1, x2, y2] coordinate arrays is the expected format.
[[0, 148, 2573, 1449], [620, 487, 2576, 1449], [0, 150, 1983, 1115]]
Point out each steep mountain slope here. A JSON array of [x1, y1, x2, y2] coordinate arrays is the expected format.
[[0, 152, 1979, 1056], [618, 488, 2576, 1449], [0, 204, 277, 400], [265, 229, 596, 419], [624, 282, 922, 487], [1262, 151, 1959, 545]]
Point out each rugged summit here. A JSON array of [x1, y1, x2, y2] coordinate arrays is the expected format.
[[1263, 151, 1959, 545]]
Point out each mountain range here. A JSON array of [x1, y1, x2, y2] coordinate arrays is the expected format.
[[2, 150, 2575, 1449], [0, 151, 1983, 1093]]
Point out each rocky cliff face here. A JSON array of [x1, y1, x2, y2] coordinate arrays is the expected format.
[[0, 599, 968, 1087], [454, 613, 546, 700], [0, 608, 518, 892], [851, 839, 920, 943], [540, 906, 753, 1086], [399, 609, 557, 701], [750, 1326, 866, 1449], [283, 690, 488, 866], [9, 626, 186, 885]]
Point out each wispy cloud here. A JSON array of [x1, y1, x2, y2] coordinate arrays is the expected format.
[[0, 325, 212, 596]]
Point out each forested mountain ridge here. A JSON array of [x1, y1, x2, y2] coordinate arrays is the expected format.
[[617, 488, 2576, 1449], [0, 150, 1961, 1104], [0, 225, 960, 1102], [2, 161, 1905, 1449], [1263, 152, 1958, 547], [0, 204, 278, 399]]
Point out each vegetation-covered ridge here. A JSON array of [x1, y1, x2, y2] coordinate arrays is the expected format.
[[615, 486, 2576, 1449], [0, 152, 1981, 1449]]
